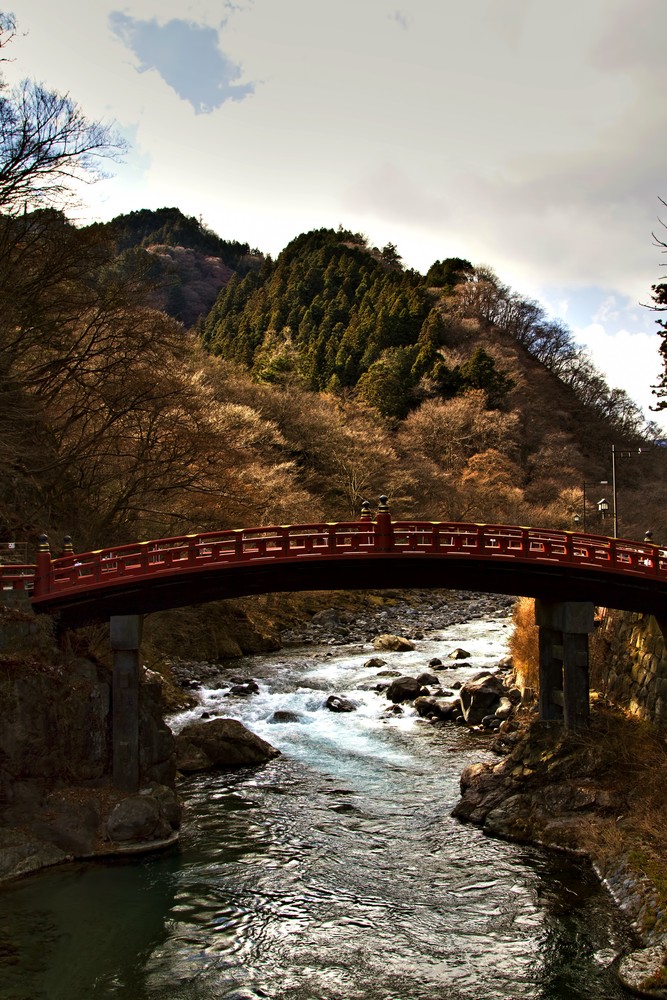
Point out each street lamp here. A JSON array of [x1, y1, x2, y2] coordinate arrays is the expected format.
[[581, 480, 609, 531], [597, 497, 610, 521]]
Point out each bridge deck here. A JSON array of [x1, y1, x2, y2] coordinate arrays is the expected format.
[[3, 520, 666, 627]]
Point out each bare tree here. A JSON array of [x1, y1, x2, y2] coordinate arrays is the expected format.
[[0, 80, 124, 214], [0, 16, 123, 215]]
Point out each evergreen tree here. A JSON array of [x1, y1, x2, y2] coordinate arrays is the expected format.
[[459, 347, 515, 408], [425, 257, 473, 289]]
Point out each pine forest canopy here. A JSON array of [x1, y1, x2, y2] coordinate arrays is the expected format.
[[200, 226, 514, 418]]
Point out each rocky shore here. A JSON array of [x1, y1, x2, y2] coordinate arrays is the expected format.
[[165, 588, 515, 690], [0, 606, 182, 883], [0, 589, 513, 884], [453, 708, 667, 997]]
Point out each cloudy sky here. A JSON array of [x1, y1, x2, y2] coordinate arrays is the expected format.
[[7, 0, 667, 426]]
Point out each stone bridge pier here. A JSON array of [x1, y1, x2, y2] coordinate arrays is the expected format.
[[110, 614, 144, 792], [535, 599, 595, 729]]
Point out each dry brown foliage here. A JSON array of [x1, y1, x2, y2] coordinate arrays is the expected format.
[[509, 596, 539, 698]]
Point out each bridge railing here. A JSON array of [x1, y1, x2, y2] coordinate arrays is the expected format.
[[37, 521, 380, 595], [0, 564, 36, 593], [28, 519, 667, 600], [390, 522, 667, 574]]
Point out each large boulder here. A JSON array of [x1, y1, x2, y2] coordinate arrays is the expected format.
[[373, 634, 416, 652], [459, 673, 508, 725], [106, 795, 168, 843], [386, 676, 427, 703], [106, 784, 181, 845], [414, 695, 460, 720], [325, 695, 356, 713], [175, 718, 280, 773]]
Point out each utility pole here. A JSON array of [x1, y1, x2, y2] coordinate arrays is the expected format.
[[610, 444, 643, 539], [611, 444, 618, 538]]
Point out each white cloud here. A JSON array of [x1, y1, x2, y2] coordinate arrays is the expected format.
[[573, 323, 665, 428], [593, 296, 621, 325]]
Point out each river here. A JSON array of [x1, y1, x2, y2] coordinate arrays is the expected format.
[[0, 610, 637, 999]]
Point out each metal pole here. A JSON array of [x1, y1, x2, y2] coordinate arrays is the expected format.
[[582, 482, 587, 531], [611, 445, 618, 538]]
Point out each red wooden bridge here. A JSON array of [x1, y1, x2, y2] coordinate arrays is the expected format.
[[5, 499, 666, 787], [3, 501, 667, 627]]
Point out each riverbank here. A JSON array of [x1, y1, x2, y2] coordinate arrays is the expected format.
[[453, 702, 667, 997], [179, 588, 667, 997]]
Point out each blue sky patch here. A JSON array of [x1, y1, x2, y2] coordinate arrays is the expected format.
[[109, 13, 254, 114]]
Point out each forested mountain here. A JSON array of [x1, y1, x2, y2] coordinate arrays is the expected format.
[[198, 226, 663, 537], [201, 228, 488, 416], [200, 226, 645, 432], [85, 207, 262, 327], [2, 204, 665, 555]]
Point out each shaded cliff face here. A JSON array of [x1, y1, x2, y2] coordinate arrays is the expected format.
[[0, 652, 175, 804], [0, 610, 179, 879]]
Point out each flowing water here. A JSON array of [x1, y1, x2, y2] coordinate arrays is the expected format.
[[0, 616, 637, 999]]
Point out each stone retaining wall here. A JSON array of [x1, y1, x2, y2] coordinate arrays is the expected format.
[[594, 610, 667, 731]]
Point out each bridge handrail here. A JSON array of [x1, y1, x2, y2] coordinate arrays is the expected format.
[[0, 564, 36, 592], [28, 520, 667, 601]]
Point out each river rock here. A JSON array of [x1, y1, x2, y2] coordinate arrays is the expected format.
[[364, 657, 387, 668], [175, 718, 280, 772], [448, 647, 471, 660], [106, 795, 170, 843], [493, 697, 514, 720], [269, 710, 303, 724], [0, 827, 68, 882], [385, 676, 427, 703], [618, 945, 667, 997], [150, 784, 181, 828], [311, 609, 343, 626], [428, 657, 443, 668], [32, 793, 102, 855], [481, 715, 502, 730], [416, 671, 439, 686], [228, 680, 260, 696], [414, 695, 460, 720], [325, 695, 356, 713], [459, 673, 508, 724], [373, 634, 416, 652]]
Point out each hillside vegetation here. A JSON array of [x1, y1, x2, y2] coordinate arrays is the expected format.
[[1, 207, 665, 556]]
